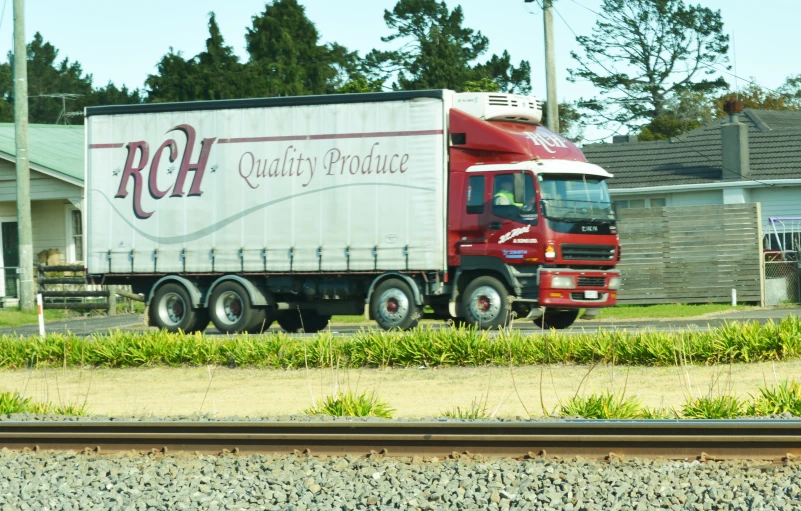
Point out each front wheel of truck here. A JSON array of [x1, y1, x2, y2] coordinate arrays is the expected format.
[[534, 309, 579, 330], [371, 278, 421, 330], [461, 276, 511, 329]]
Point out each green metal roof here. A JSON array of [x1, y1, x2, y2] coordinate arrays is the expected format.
[[0, 123, 83, 185]]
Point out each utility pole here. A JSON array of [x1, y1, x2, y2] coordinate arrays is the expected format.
[[542, 0, 559, 133], [13, 0, 34, 312]]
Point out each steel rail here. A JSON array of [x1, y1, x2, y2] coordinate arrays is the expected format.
[[1, 420, 800, 460]]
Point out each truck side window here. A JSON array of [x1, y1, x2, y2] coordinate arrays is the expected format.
[[466, 175, 485, 214], [492, 174, 537, 224]]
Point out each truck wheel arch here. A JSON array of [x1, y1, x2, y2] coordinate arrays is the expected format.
[[365, 272, 424, 308], [147, 276, 204, 308], [206, 275, 272, 307]]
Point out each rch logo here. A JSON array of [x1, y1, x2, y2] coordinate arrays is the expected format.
[[115, 124, 216, 219]]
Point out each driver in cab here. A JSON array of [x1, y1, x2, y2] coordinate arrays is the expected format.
[[493, 175, 522, 207]]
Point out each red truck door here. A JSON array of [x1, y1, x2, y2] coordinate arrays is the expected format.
[[484, 172, 539, 264]]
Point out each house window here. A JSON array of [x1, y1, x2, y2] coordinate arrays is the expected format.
[[615, 198, 664, 209], [70, 209, 83, 262]]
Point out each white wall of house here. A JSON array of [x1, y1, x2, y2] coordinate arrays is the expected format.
[[0, 160, 81, 203], [611, 189, 723, 209]]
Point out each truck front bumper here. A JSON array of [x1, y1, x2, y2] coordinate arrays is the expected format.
[[537, 268, 620, 308]]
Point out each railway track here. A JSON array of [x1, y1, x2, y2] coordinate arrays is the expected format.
[[1, 420, 801, 461]]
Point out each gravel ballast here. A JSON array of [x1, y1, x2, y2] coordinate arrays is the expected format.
[[0, 451, 799, 510]]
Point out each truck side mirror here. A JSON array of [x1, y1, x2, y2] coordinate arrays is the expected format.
[[513, 172, 525, 204]]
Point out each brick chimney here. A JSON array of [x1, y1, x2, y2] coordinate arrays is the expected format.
[[721, 99, 750, 181]]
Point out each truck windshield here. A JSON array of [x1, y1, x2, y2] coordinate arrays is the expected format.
[[538, 173, 615, 222]]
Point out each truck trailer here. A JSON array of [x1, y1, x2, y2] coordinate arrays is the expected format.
[[85, 90, 620, 333]]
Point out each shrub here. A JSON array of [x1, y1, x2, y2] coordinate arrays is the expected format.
[[560, 392, 643, 419], [304, 390, 394, 418], [2, 315, 801, 369], [682, 395, 744, 419], [0, 391, 88, 415], [746, 380, 801, 416], [440, 398, 490, 419], [641, 407, 678, 419]]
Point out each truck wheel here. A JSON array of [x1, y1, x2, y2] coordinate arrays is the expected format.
[[461, 276, 511, 329], [247, 310, 274, 334], [371, 278, 421, 330], [208, 281, 256, 334], [534, 309, 579, 330], [186, 308, 210, 333], [151, 283, 200, 333], [277, 310, 331, 333]]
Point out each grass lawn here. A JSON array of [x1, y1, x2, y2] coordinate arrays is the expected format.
[[0, 309, 76, 328], [595, 303, 754, 320], [332, 303, 756, 324]]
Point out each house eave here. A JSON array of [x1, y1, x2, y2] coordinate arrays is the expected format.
[[609, 179, 801, 195], [0, 150, 83, 188]]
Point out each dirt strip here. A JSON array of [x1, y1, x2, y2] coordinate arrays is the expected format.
[[2, 360, 800, 417]]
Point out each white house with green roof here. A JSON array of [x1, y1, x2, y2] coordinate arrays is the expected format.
[[0, 124, 83, 298]]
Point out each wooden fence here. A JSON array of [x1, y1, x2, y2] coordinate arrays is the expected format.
[[36, 265, 143, 313], [616, 203, 765, 305]]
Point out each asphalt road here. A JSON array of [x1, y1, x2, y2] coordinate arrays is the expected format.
[[2, 307, 798, 337]]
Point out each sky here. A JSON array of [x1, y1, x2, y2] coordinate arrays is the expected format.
[[2, 0, 800, 140]]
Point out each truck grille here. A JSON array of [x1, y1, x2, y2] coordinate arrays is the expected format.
[[577, 276, 606, 287], [561, 244, 616, 261]]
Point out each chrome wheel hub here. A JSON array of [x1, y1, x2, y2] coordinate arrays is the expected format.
[[158, 292, 186, 326], [468, 286, 502, 322], [377, 289, 409, 326]]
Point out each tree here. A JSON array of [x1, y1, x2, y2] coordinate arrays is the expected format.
[[245, 0, 360, 96], [569, 0, 729, 134], [0, 32, 139, 123], [147, 13, 250, 102], [363, 0, 530, 93], [637, 90, 714, 140], [714, 76, 801, 115]]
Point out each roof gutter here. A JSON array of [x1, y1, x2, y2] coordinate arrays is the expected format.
[[0, 150, 83, 187], [609, 179, 801, 195]]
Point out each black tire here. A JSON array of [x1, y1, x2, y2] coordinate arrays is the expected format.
[[370, 278, 421, 330], [150, 283, 200, 333], [460, 276, 511, 329], [208, 281, 256, 334], [186, 307, 210, 333], [247, 309, 275, 334], [277, 310, 331, 333], [534, 309, 579, 330]]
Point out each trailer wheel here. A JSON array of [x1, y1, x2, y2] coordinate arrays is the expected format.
[[370, 278, 421, 330], [151, 283, 200, 333], [534, 309, 579, 330], [208, 281, 256, 334], [461, 276, 511, 329], [186, 307, 210, 333], [247, 309, 275, 334], [277, 310, 331, 333]]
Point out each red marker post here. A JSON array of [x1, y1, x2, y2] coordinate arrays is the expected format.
[[37, 293, 45, 337]]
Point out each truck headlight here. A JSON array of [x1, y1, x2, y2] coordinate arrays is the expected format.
[[550, 275, 576, 289], [608, 276, 621, 290]]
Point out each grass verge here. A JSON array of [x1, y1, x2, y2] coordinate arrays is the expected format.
[[0, 309, 75, 328], [595, 304, 753, 320], [2, 315, 801, 369]]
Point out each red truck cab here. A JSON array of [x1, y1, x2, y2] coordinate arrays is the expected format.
[[444, 98, 620, 329]]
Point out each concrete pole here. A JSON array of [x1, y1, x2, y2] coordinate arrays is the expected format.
[[13, 0, 34, 312], [543, 0, 560, 133]]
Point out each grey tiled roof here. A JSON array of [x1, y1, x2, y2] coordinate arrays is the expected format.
[[582, 110, 801, 189]]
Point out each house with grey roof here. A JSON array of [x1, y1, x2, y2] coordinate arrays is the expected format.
[[0, 124, 83, 299], [583, 108, 801, 248]]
